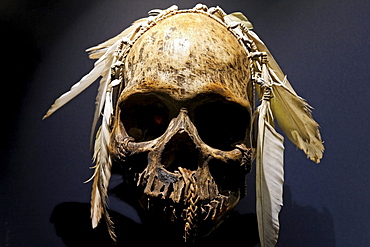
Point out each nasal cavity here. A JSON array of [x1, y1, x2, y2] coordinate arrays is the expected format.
[[161, 133, 200, 172]]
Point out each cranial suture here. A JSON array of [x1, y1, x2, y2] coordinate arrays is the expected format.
[[44, 4, 324, 246]]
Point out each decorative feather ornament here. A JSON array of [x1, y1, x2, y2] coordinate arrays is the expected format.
[[269, 77, 323, 163], [226, 12, 324, 163], [42, 16, 140, 239], [224, 12, 323, 245], [90, 86, 115, 239], [255, 63, 285, 247], [245, 30, 324, 162], [88, 38, 131, 148], [42, 56, 106, 120], [256, 101, 284, 247]]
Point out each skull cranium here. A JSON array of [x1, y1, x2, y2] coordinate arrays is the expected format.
[[110, 11, 254, 242]]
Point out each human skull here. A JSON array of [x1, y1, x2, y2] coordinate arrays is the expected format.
[[43, 4, 324, 245], [110, 10, 254, 242]]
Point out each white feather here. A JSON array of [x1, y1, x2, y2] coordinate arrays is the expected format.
[[223, 11, 323, 246], [42, 57, 106, 119], [256, 99, 284, 247], [254, 63, 285, 247], [42, 35, 121, 120]]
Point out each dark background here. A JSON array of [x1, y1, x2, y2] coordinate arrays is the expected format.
[[1, 0, 369, 246]]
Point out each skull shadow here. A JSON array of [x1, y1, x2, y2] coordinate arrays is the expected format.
[[50, 200, 259, 247], [51, 185, 335, 246]]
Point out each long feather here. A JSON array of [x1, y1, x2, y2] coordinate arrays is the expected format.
[[42, 33, 122, 121], [86, 38, 125, 148], [261, 61, 323, 162], [42, 57, 106, 119], [254, 63, 285, 247], [256, 98, 284, 247], [90, 87, 115, 239], [225, 11, 323, 246]]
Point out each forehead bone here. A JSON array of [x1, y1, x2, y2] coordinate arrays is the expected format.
[[121, 12, 251, 108]]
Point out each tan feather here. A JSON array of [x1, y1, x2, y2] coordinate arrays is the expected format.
[[270, 76, 324, 163], [242, 21, 324, 162], [90, 88, 115, 239]]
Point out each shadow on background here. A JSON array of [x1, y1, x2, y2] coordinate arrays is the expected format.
[[51, 186, 335, 246], [50, 202, 259, 247], [278, 186, 335, 247]]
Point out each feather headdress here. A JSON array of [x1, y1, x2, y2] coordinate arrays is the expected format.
[[43, 4, 323, 246]]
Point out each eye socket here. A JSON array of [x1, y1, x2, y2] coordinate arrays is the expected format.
[[120, 94, 170, 142], [193, 100, 250, 150]]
